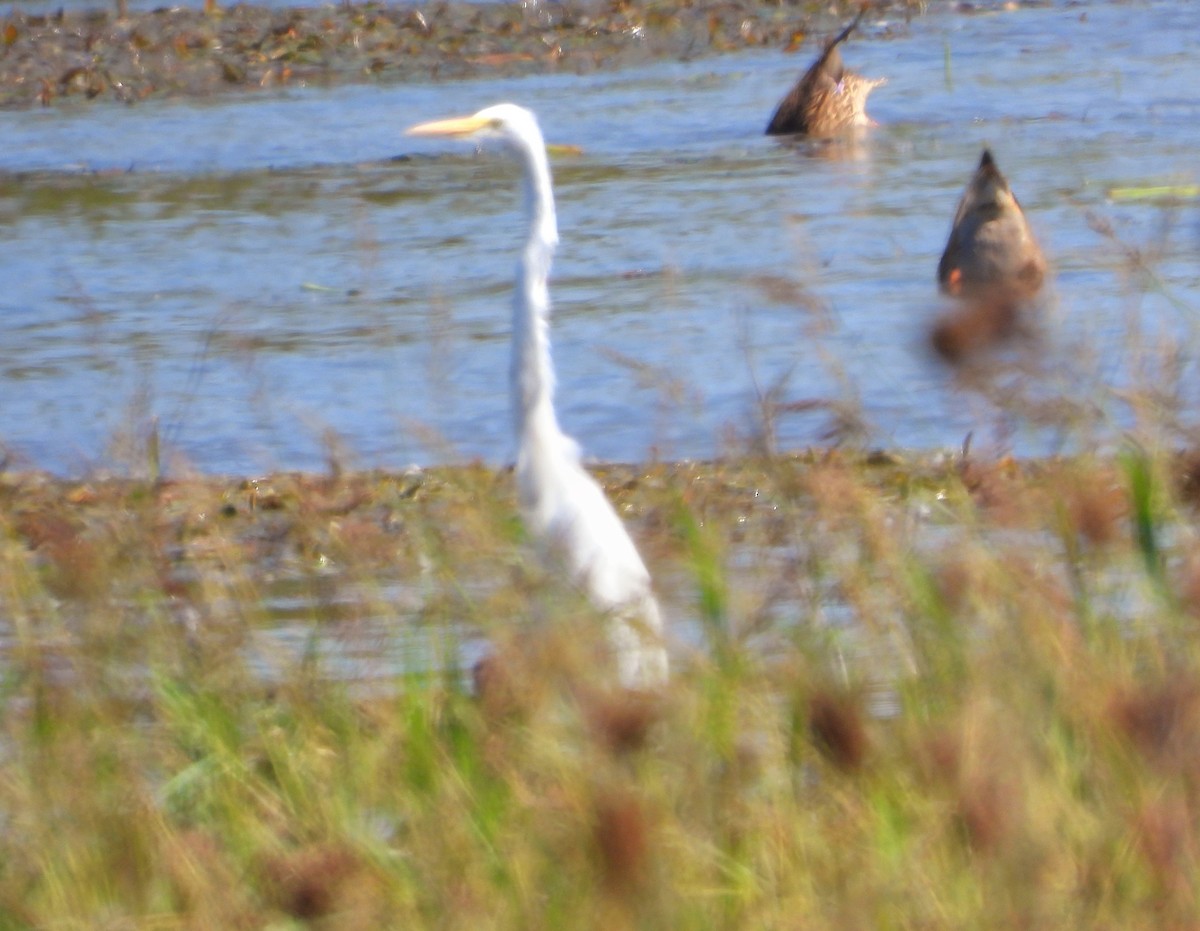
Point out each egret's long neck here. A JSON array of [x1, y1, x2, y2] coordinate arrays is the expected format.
[[510, 138, 562, 447]]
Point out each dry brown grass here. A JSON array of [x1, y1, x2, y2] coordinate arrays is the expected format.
[[2, 436, 1200, 928]]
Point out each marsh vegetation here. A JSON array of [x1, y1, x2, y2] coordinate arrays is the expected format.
[[6, 404, 1200, 926], [3, 0, 1200, 926]]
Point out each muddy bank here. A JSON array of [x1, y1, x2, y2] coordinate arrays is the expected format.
[[0, 0, 926, 109], [0, 451, 936, 579]]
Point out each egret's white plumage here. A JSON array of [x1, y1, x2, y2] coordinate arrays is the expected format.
[[407, 104, 668, 690]]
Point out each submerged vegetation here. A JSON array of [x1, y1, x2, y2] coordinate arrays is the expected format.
[[4, 433, 1200, 926], [0, 0, 923, 109]]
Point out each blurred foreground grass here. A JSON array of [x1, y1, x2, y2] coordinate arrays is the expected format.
[[2, 447, 1200, 928]]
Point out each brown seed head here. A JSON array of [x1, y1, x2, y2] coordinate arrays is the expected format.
[[1134, 794, 1197, 898], [1108, 677, 1200, 771], [1177, 554, 1200, 617], [1173, 449, 1200, 508], [262, 845, 362, 921], [593, 789, 649, 895], [808, 688, 869, 773], [584, 688, 662, 756], [917, 728, 962, 785], [933, 557, 975, 614], [955, 772, 1019, 855], [929, 296, 1022, 364], [472, 653, 527, 723], [1066, 477, 1126, 548]]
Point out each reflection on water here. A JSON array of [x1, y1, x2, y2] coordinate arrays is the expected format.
[[0, 1, 1198, 476]]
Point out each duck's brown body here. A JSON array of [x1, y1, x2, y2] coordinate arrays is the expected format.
[[765, 12, 885, 137], [937, 150, 1045, 300]]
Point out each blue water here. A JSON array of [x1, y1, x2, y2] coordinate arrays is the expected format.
[[1, 0, 1198, 475]]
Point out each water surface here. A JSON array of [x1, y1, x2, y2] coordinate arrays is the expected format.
[[1, 0, 1198, 476]]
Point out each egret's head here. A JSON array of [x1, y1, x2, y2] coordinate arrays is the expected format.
[[407, 102, 558, 244], [407, 103, 543, 154]]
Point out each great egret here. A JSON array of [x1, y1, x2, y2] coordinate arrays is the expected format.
[[407, 104, 668, 691], [765, 9, 886, 137], [937, 149, 1046, 300]]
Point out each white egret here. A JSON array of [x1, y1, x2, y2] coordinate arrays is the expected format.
[[407, 104, 668, 690]]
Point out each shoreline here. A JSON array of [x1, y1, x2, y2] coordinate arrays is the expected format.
[[0, 449, 948, 548], [0, 0, 923, 109], [0, 445, 1161, 526]]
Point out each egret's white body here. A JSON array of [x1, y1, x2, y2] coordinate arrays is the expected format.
[[408, 104, 668, 690]]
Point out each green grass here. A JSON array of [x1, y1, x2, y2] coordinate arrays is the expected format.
[[1, 444, 1200, 929]]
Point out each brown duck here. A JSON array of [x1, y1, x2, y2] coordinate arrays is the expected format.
[[937, 149, 1046, 300], [765, 10, 886, 137]]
